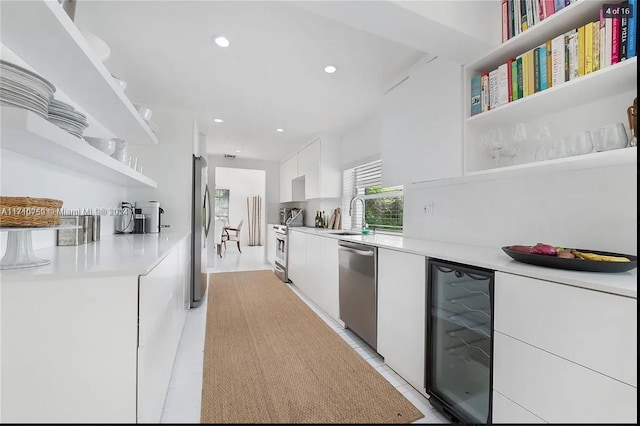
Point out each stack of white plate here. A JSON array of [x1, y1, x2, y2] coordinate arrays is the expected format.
[[0, 59, 56, 120], [48, 99, 88, 138]]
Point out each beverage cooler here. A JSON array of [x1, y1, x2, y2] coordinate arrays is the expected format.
[[426, 259, 495, 424]]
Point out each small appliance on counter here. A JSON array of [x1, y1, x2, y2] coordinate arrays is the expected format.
[[285, 208, 304, 227], [115, 201, 135, 234], [135, 200, 164, 233]]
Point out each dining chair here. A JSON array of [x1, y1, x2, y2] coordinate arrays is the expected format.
[[223, 219, 243, 253], [214, 218, 226, 258]]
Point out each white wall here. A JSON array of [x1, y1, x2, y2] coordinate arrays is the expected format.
[[403, 164, 637, 255], [340, 111, 382, 170], [214, 167, 266, 247], [207, 155, 280, 225], [126, 105, 195, 235], [0, 149, 126, 251]]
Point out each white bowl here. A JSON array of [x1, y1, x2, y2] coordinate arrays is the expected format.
[[84, 137, 116, 155], [79, 30, 111, 62], [134, 104, 153, 121]]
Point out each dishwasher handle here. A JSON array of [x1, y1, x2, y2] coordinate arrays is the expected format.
[[340, 247, 375, 257]]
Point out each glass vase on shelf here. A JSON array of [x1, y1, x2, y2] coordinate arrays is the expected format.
[[532, 124, 553, 162]]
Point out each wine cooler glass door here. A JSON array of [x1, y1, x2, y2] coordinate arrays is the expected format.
[[427, 260, 494, 424]]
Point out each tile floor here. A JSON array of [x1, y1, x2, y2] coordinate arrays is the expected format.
[[163, 249, 448, 424]]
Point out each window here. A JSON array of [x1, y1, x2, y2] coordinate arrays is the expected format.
[[214, 189, 230, 222], [342, 160, 403, 232]]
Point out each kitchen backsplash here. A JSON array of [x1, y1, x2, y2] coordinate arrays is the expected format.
[[403, 163, 637, 255]]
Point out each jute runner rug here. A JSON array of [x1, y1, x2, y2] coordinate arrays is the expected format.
[[201, 270, 423, 424]]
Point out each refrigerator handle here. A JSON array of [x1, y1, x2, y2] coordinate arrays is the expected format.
[[204, 184, 212, 237]]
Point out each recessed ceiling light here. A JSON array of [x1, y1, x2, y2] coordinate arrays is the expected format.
[[276, 128, 284, 132], [324, 65, 337, 74], [213, 118, 224, 123], [235, 149, 242, 153], [213, 36, 230, 48]]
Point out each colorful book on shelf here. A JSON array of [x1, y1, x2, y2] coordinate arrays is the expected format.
[[567, 29, 579, 80], [514, 0, 521, 36], [577, 24, 586, 76], [520, 0, 528, 31], [481, 72, 490, 112], [554, 0, 565, 12], [497, 63, 509, 106], [628, 0, 637, 57], [522, 50, 529, 96], [470, 75, 482, 116], [508, 0, 515, 39], [526, 0, 534, 29], [507, 58, 515, 102], [539, 43, 548, 90], [593, 20, 601, 71], [516, 55, 524, 99], [612, 12, 621, 64], [527, 49, 535, 95], [551, 34, 566, 86], [603, 9, 613, 67], [489, 69, 499, 109], [511, 58, 519, 100], [585, 21, 594, 73], [564, 31, 571, 81], [620, 1, 629, 60], [533, 45, 541, 92], [502, 0, 509, 42], [542, 0, 555, 19], [546, 40, 553, 88]]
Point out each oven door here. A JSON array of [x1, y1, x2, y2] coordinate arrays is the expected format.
[[275, 232, 287, 266]]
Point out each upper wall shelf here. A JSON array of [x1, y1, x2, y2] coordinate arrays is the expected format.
[[466, 57, 637, 126], [467, 0, 609, 72], [1, 106, 158, 188], [0, 0, 158, 146]]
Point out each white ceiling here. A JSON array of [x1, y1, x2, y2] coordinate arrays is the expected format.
[[75, 1, 426, 161]]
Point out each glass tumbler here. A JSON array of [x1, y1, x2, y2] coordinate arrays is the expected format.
[[594, 123, 628, 151], [564, 131, 594, 156]]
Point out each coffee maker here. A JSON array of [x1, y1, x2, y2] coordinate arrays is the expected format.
[[279, 207, 293, 225], [115, 202, 135, 234], [135, 201, 164, 233]]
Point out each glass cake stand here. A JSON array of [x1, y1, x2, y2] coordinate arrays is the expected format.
[[0, 225, 81, 270]]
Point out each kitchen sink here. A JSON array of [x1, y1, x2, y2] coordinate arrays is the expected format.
[[329, 231, 361, 236]]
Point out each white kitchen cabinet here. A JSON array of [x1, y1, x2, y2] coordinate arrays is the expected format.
[[287, 230, 306, 285], [279, 155, 298, 202], [495, 272, 637, 387], [279, 137, 341, 201], [266, 224, 278, 265], [287, 232, 340, 321], [381, 56, 463, 186], [0, 235, 189, 423], [491, 391, 546, 424], [377, 248, 426, 390], [137, 237, 189, 423], [493, 331, 637, 424]]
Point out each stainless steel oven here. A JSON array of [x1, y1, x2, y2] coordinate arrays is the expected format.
[[274, 225, 288, 282]]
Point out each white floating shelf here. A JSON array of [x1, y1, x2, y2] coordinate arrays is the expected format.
[[466, 57, 637, 127], [1, 106, 158, 188], [0, 0, 158, 146], [411, 146, 636, 188], [467, 0, 610, 71]]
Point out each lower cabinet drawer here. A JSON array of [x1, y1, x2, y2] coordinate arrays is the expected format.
[[495, 272, 637, 387], [492, 390, 546, 424], [493, 332, 637, 423]]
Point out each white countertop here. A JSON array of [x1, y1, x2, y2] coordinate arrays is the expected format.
[[290, 227, 638, 299], [0, 232, 190, 282]]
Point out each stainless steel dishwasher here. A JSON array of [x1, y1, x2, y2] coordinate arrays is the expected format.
[[338, 240, 378, 350]]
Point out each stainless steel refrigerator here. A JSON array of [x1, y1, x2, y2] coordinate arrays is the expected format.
[[191, 154, 211, 308]]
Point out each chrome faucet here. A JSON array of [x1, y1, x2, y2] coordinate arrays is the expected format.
[[349, 195, 366, 230]]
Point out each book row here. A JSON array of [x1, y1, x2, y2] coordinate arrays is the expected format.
[[472, 1, 637, 115], [502, 0, 579, 42]]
